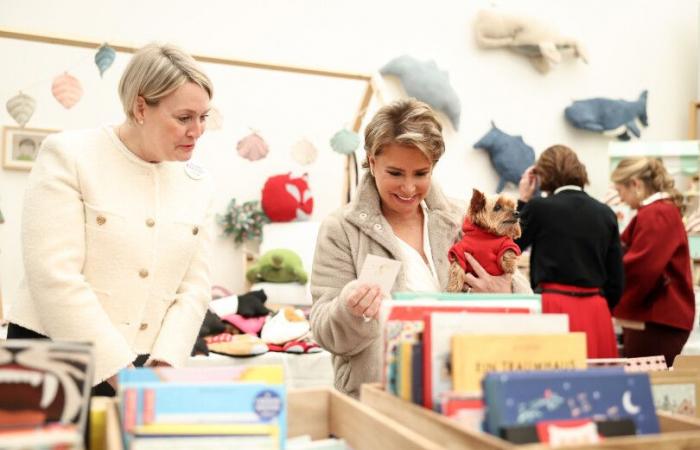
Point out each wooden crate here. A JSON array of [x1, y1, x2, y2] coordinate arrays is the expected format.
[[104, 387, 442, 450], [360, 383, 700, 449]]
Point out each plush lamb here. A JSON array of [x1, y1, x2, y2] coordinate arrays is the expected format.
[[474, 9, 587, 74]]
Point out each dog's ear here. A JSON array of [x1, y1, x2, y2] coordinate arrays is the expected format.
[[469, 189, 486, 218]]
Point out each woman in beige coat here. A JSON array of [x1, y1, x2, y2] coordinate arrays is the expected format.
[[7, 43, 214, 396], [310, 99, 531, 397]]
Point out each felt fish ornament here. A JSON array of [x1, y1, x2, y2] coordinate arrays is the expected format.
[[565, 91, 648, 141], [473, 122, 535, 193], [51, 72, 83, 109], [380, 55, 461, 129], [6, 92, 36, 127]]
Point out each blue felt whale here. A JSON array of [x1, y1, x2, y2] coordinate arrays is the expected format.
[[564, 90, 648, 141], [474, 122, 535, 193]]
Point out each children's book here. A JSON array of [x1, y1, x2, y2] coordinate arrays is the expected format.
[[0, 340, 93, 436], [424, 312, 569, 410], [482, 368, 659, 436], [452, 333, 587, 393]]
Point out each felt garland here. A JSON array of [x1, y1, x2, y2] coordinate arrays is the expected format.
[[218, 198, 270, 244]]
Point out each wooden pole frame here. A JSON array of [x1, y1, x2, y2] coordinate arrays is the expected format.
[[0, 27, 376, 202]]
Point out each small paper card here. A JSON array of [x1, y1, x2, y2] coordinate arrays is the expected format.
[[358, 254, 401, 295]]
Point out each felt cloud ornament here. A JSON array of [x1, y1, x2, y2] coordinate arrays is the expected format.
[[6, 92, 36, 127], [94, 44, 116, 77], [291, 138, 318, 165], [474, 9, 588, 74], [330, 129, 360, 155], [51, 72, 83, 109], [474, 122, 535, 193], [380, 55, 461, 130], [261, 172, 313, 222], [565, 91, 648, 141], [236, 132, 269, 161]]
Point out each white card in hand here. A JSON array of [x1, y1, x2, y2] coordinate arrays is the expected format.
[[357, 254, 401, 295]]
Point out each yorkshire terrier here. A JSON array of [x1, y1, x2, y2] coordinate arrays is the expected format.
[[446, 189, 522, 293]]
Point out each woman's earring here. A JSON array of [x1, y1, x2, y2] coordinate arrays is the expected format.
[[138, 120, 144, 125]]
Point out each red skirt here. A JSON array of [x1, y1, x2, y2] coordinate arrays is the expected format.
[[540, 282, 618, 359]]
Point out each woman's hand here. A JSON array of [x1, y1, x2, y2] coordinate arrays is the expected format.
[[147, 360, 172, 368], [519, 165, 537, 202], [463, 253, 512, 293], [345, 283, 383, 320]]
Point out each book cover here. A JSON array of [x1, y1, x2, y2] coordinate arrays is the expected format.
[[411, 341, 424, 406], [424, 312, 569, 411], [483, 369, 659, 436], [0, 339, 94, 435], [452, 333, 587, 394]]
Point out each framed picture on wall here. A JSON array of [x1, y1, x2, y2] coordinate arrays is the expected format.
[[2, 126, 58, 171]]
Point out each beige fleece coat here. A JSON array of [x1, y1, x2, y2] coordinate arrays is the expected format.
[[310, 174, 531, 397], [8, 127, 214, 384]]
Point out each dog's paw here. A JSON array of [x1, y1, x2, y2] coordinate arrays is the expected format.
[[500, 250, 518, 274]]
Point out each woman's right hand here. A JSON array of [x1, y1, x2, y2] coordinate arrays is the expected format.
[[345, 283, 383, 320], [519, 165, 537, 202]]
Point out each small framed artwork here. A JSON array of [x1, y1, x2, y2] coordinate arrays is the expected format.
[[650, 371, 700, 417], [2, 126, 58, 171]]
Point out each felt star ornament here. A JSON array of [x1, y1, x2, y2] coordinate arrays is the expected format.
[[380, 55, 461, 130]]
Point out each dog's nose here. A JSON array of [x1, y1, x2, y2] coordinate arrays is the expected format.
[[513, 210, 520, 218]]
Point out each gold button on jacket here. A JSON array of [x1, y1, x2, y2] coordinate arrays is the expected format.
[[139, 269, 149, 278], [146, 218, 155, 227], [96, 215, 106, 225], [192, 226, 199, 235]]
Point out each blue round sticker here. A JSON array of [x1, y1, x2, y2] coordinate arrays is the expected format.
[[253, 390, 282, 421]]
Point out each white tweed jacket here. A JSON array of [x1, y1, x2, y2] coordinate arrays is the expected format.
[[8, 127, 214, 384]]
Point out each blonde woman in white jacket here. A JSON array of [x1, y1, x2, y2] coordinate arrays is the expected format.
[[7, 43, 214, 396]]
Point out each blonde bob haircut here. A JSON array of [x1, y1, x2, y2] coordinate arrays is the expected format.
[[118, 43, 213, 122], [362, 98, 445, 169]]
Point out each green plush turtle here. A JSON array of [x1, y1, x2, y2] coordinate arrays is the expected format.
[[246, 248, 308, 284]]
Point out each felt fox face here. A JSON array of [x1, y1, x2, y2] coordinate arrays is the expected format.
[[467, 189, 521, 239]]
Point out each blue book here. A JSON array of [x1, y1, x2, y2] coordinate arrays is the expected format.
[[483, 368, 658, 436], [411, 341, 424, 406]]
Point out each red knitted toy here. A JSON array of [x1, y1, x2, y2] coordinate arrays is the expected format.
[[261, 173, 313, 222]]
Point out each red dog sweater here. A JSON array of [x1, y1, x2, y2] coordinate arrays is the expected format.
[[448, 218, 521, 276]]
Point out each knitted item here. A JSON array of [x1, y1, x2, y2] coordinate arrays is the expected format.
[[205, 333, 268, 356]]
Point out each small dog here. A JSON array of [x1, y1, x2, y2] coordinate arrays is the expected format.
[[446, 189, 522, 292]]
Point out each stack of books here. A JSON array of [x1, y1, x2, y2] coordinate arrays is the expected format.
[[117, 365, 286, 450]]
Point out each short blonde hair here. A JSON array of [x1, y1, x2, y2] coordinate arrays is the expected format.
[[611, 156, 683, 210], [119, 43, 213, 121], [363, 98, 444, 169]]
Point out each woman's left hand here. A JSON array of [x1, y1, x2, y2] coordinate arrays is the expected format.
[[463, 253, 512, 293]]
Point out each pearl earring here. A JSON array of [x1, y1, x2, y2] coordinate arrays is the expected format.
[[138, 120, 144, 125]]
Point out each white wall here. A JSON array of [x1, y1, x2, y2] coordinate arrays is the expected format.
[[0, 0, 697, 312]]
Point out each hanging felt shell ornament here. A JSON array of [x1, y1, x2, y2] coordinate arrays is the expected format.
[[206, 107, 223, 130], [291, 138, 318, 165], [94, 44, 116, 77], [51, 72, 83, 109], [6, 92, 36, 127], [330, 129, 360, 155], [236, 132, 269, 161]]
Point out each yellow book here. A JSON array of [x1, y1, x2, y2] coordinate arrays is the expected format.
[[451, 333, 587, 393], [134, 422, 278, 436]]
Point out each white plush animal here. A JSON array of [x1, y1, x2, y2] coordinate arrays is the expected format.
[[474, 9, 588, 73]]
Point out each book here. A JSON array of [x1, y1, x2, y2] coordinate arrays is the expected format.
[[424, 312, 569, 410], [501, 418, 636, 444], [391, 293, 542, 314], [452, 333, 587, 394], [482, 368, 659, 436], [0, 339, 93, 436], [118, 366, 286, 449]]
